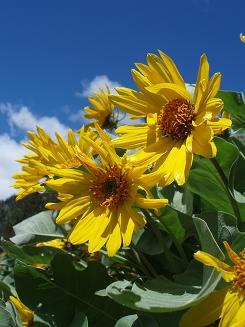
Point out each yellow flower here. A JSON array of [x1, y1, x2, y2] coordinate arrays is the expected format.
[[84, 85, 118, 129], [36, 238, 66, 249], [110, 52, 231, 185], [12, 126, 97, 200], [180, 242, 245, 327], [240, 33, 245, 43], [45, 124, 168, 256], [9, 296, 34, 327]]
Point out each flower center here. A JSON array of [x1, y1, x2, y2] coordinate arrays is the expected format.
[[90, 165, 130, 208], [233, 249, 245, 294], [158, 98, 195, 140], [102, 113, 118, 130]]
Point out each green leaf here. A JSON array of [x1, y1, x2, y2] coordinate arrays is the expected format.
[[115, 314, 159, 327], [10, 211, 65, 245], [0, 301, 19, 327], [105, 217, 221, 313], [68, 311, 88, 327], [137, 228, 166, 255], [158, 207, 186, 243], [14, 253, 129, 327], [196, 211, 245, 253], [0, 306, 16, 327], [217, 90, 245, 129], [115, 315, 138, 327], [1, 240, 62, 266], [187, 137, 245, 219], [160, 184, 193, 216]]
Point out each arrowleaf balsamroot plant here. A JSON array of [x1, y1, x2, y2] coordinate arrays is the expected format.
[[0, 46, 244, 327]]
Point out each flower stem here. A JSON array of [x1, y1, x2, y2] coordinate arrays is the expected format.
[[211, 158, 241, 225], [130, 243, 157, 278]]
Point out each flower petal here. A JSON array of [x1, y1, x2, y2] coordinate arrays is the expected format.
[[192, 125, 216, 158], [194, 251, 235, 282], [146, 83, 191, 101], [179, 287, 228, 327], [207, 118, 232, 135]]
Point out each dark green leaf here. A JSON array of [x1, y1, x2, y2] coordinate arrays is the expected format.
[[14, 253, 129, 327]]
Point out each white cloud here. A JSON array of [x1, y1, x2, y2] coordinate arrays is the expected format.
[[0, 134, 27, 200], [0, 103, 70, 200], [76, 75, 121, 98], [0, 103, 68, 137]]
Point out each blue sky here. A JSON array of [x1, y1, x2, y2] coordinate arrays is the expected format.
[[0, 0, 244, 198]]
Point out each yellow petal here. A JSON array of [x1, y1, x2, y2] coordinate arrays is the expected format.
[[88, 212, 111, 253], [158, 50, 185, 87], [240, 33, 245, 43], [68, 208, 102, 244], [56, 196, 91, 224], [192, 125, 216, 158], [194, 251, 234, 282], [135, 194, 168, 209], [229, 299, 245, 327], [193, 54, 209, 110], [179, 287, 228, 327], [119, 206, 137, 247], [223, 241, 241, 265], [207, 118, 232, 135], [106, 223, 122, 257], [9, 296, 34, 325], [220, 289, 243, 327], [129, 137, 176, 166], [146, 83, 191, 101]]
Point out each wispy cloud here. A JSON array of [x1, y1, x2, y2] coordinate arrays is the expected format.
[[75, 75, 121, 98], [0, 103, 70, 200], [0, 103, 68, 137], [0, 133, 27, 200]]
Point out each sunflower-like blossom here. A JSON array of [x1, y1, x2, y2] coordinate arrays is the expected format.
[[180, 241, 245, 327], [110, 51, 231, 185], [12, 126, 97, 200], [45, 124, 168, 256], [84, 85, 119, 130], [10, 296, 34, 327], [240, 33, 245, 43]]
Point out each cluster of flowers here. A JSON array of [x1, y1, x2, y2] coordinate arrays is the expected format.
[[12, 50, 244, 326]]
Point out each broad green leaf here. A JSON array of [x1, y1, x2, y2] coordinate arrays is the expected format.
[[158, 207, 186, 243], [196, 211, 245, 253], [105, 217, 221, 312], [115, 314, 158, 327], [137, 228, 166, 255], [187, 137, 245, 220], [115, 315, 138, 327], [1, 240, 63, 266], [159, 184, 193, 216], [69, 311, 88, 327], [14, 253, 129, 327], [10, 211, 65, 245], [0, 306, 16, 327]]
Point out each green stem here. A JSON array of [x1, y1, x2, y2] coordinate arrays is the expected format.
[[151, 210, 188, 264], [211, 158, 241, 225], [141, 208, 174, 263]]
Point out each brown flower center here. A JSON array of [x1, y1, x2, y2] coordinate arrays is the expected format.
[[233, 249, 245, 294], [158, 98, 195, 140], [90, 165, 130, 208]]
